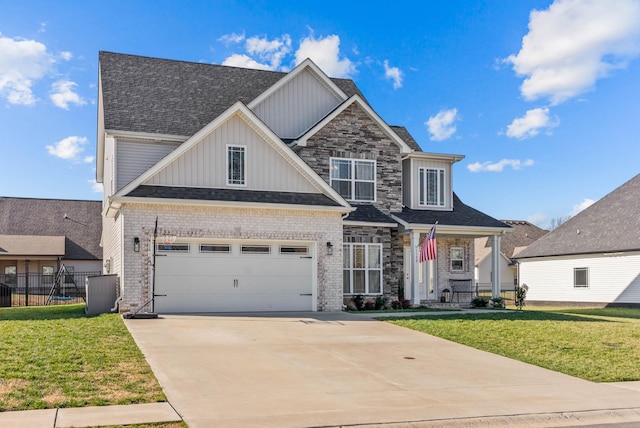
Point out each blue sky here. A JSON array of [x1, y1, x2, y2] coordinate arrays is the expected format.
[[1, 0, 639, 228]]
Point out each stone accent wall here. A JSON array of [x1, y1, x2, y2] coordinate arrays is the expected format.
[[118, 203, 344, 313], [297, 103, 403, 214], [437, 237, 475, 302]]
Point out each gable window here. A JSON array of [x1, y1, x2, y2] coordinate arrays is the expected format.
[[343, 243, 382, 294], [330, 158, 375, 201], [450, 247, 464, 272], [419, 168, 445, 207], [227, 145, 246, 186], [574, 267, 589, 288]]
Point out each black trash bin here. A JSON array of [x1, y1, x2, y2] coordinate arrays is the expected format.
[[0, 284, 11, 307]]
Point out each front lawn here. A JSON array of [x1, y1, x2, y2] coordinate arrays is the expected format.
[[0, 304, 165, 411], [385, 307, 640, 382]]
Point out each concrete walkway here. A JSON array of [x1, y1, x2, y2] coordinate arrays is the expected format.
[[3, 309, 640, 427]]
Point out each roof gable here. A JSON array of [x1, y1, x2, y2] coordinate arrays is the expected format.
[[114, 102, 350, 209], [294, 95, 413, 154], [515, 173, 640, 258]]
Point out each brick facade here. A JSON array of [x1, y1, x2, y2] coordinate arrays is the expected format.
[[118, 203, 344, 313]]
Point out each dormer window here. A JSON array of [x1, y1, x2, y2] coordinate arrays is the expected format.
[[330, 158, 375, 201], [419, 167, 445, 207], [227, 145, 246, 186]]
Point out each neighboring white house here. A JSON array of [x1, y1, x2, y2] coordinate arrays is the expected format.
[[514, 174, 640, 306], [474, 220, 547, 293]]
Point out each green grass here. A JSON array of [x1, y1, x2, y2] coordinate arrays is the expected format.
[[0, 304, 165, 411], [385, 307, 640, 382], [348, 307, 461, 314]]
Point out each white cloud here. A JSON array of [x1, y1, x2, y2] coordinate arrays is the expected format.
[[222, 54, 273, 71], [88, 179, 103, 193], [245, 35, 291, 70], [0, 33, 55, 105], [383, 60, 403, 89], [60, 51, 72, 61], [46, 136, 90, 162], [295, 34, 356, 78], [467, 159, 535, 172], [425, 108, 459, 141], [50, 80, 86, 109], [570, 198, 596, 216], [219, 32, 245, 45], [505, 107, 558, 139], [506, 0, 640, 104], [526, 213, 548, 228]]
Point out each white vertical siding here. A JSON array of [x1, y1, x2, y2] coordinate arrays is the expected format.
[[146, 115, 318, 193], [519, 252, 640, 304], [253, 69, 342, 139], [405, 159, 452, 210], [101, 213, 122, 287], [116, 141, 179, 192]]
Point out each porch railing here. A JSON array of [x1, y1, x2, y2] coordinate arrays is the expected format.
[[0, 271, 101, 307]]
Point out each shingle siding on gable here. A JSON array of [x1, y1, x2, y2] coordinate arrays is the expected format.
[[296, 103, 403, 214]]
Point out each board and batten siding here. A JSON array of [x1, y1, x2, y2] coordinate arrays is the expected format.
[[252, 69, 342, 139], [145, 115, 318, 193], [116, 141, 180, 192], [519, 252, 640, 304], [405, 158, 452, 210]]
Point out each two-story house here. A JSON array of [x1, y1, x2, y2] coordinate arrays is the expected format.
[[97, 51, 509, 313]]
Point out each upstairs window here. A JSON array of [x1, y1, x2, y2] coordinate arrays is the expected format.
[[330, 158, 375, 201], [419, 168, 445, 207], [227, 145, 246, 186]]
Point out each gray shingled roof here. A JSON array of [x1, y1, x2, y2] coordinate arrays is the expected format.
[[390, 126, 422, 152], [393, 194, 509, 229], [477, 220, 548, 261], [345, 205, 396, 224], [0, 197, 102, 260], [515, 173, 640, 258], [99, 51, 365, 137], [128, 185, 341, 207]]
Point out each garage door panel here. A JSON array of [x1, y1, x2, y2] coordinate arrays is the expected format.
[[154, 241, 314, 313]]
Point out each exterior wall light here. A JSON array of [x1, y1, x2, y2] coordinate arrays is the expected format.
[[326, 241, 333, 255], [133, 237, 140, 252]]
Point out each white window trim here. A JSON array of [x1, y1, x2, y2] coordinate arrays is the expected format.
[[343, 243, 383, 295], [330, 157, 376, 202], [450, 246, 465, 272], [574, 267, 589, 288], [226, 144, 247, 187], [418, 167, 446, 207]]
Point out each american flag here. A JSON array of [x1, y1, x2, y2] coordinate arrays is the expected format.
[[419, 224, 437, 263]]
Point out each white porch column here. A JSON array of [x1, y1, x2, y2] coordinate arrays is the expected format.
[[410, 231, 421, 305], [491, 234, 501, 299]]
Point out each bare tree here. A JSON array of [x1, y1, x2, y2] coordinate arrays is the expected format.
[[549, 215, 571, 230]]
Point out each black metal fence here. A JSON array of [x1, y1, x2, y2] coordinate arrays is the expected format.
[[0, 271, 100, 307], [476, 283, 517, 305]]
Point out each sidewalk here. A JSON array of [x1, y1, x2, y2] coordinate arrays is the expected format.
[[0, 402, 182, 428]]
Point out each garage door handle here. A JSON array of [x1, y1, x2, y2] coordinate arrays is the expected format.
[[300, 256, 312, 259], [300, 293, 312, 296]]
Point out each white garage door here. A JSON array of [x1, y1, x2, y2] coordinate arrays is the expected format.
[[154, 240, 314, 313]]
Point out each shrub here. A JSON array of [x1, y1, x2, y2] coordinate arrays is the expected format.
[[471, 296, 489, 308], [515, 284, 529, 310], [375, 295, 387, 310], [490, 297, 505, 309], [401, 299, 412, 309], [351, 294, 365, 311], [363, 301, 376, 310], [391, 300, 402, 310]]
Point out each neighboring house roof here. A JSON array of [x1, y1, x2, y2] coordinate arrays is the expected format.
[[515, 173, 640, 259], [0, 235, 65, 257], [0, 197, 102, 260], [127, 186, 342, 207], [392, 194, 509, 229], [99, 51, 364, 137], [475, 220, 548, 264]]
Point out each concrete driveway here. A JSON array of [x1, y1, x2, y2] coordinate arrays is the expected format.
[[125, 312, 640, 428]]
